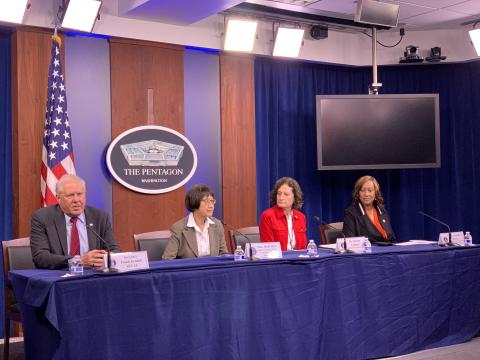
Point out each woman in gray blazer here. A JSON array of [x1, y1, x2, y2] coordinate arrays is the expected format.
[[162, 184, 228, 259]]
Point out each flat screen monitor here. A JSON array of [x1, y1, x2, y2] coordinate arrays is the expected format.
[[316, 94, 440, 170]]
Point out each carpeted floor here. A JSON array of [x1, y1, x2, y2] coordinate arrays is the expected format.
[[382, 337, 480, 360], [0, 336, 479, 360]]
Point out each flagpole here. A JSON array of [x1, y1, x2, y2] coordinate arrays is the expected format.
[[40, 28, 76, 207]]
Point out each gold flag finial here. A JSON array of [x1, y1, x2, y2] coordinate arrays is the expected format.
[[52, 27, 61, 46]]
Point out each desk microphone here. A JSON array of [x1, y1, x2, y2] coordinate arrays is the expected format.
[[87, 223, 118, 272], [313, 216, 352, 253], [418, 211, 454, 247], [223, 222, 254, 261]]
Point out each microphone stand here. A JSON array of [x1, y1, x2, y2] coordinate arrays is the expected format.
[[418, 211, 454, 247], [87, 224, 118, 272], [223, 223, 254, 261]]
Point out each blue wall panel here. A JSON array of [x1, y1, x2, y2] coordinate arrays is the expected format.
[[65, 36, 112, 217], [184, 49, 223, 218]]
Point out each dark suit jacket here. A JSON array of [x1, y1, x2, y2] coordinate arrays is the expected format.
[[342, 202, 396, 244], [162, 216, 228, 259], [30, 205, 120, 269]]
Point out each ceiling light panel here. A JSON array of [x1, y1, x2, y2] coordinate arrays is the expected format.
[[469, 28, 480, 56], [61, 0, 102, 33], [0, 0, 29, 24], [273, 27, 304, 57], [224, 19, 258, 52]]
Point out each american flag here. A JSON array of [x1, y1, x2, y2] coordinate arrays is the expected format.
[[41, 36, 76, 207]]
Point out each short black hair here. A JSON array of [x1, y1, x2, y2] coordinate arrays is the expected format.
[[185, 184, 215, 212]]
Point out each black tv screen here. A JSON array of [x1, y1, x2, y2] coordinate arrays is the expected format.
[[315, 94, 440, 170]]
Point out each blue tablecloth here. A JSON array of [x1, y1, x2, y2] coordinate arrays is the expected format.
[[10, 244, 480, 360]]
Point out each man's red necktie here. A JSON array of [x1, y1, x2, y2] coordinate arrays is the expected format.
[[70, 217, 80, 256]]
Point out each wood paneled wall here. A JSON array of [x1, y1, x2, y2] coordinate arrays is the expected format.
[[11, 31, 258, 249], [109, 38, 185, 251], [220, 54, 257, 229], [11, 27, 64, 238]]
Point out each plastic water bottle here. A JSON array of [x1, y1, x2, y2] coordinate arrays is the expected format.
[[306, 239, 318, 257], [464, 232, 473, 246], [363, 238, 372, 254], [234, 245, 246, 261], [68, 255, 84, 275]]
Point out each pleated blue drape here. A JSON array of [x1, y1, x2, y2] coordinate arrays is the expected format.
[[0, 28, 13, 338], [255, 57, 480, 243]]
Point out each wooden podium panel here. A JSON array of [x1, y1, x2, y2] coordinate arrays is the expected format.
[[11, 28, 65, 238], [220, 54, 257, 230], [110, 39, 185, 251]]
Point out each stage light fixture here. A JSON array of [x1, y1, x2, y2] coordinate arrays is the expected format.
[[469, 28, 480, 56], [0, 0, 29, 24], [224, 19, 258, 52], [310, 25, 328, 40], [273, 27, 304, 58], [61, 0, 102, 33]]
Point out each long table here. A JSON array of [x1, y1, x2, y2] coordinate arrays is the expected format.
[[10, 244, 480, 360]]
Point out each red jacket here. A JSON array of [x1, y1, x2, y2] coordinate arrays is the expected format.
[[259, 205, 307, 251]]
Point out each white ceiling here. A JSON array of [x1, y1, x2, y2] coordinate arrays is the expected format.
[[116, 0, 480, 30], [305, 0, 480, 29], [117, 0, 244, 25]]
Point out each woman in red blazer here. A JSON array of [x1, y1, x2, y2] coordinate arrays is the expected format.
[[259, 177, 307, 251]]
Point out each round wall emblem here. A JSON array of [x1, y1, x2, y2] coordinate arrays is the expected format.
[[106, 125, 197, 194]]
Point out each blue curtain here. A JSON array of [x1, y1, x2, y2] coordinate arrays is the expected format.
[[255, 57, 480, 243], [0, 27, 13, 339], [0, 30, 12, 240]]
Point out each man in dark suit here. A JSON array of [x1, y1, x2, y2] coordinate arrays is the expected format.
[[30, 174, 120, 269]]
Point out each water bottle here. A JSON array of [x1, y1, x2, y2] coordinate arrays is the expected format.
[[234, 245, 246, 261], [464, 231, 473, 246], [363, 238, 372, 254], [68, 255, 84, 275], [306, 239, 318, 257]]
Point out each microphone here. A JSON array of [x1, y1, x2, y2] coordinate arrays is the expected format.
[[418, 211, 454, 247], [313, 216, 353, 253], [87, 223, 118, 272], [223, 222, 254, 261]]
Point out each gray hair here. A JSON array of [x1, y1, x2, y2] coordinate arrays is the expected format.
[[55, 174, 86, 195]]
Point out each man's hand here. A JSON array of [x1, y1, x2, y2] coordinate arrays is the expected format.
[[81, 249, 107, 268]]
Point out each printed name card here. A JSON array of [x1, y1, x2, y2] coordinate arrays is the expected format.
[[335, 237, 367, 254], [438, 231, 464, 246], [104, 251, 149, 272], [346, 237, 368, 253], [245, 242, 282, 260]]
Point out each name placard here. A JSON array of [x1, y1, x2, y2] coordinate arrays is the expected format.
[[335, 237, 367, 254], [438, 231, 464, 246], [103, 251, 149, 272], [245, 242, 282, 260]]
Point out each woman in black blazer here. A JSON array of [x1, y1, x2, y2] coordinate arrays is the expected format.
[[342, 175, 396, 244]]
